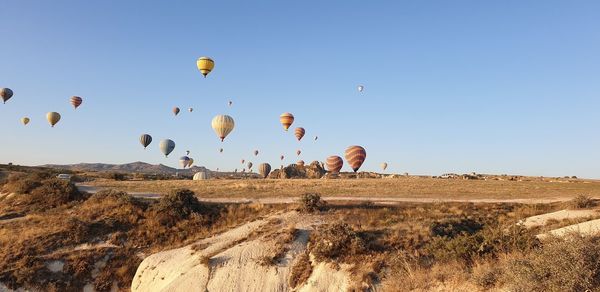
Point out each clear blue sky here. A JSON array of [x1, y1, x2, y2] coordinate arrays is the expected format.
[[1, 1, 599, 177]]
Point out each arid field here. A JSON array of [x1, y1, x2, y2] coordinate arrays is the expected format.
[[85, 176, 600, 202]]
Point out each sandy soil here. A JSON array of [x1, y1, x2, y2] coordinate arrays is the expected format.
[[520, 209, 599, 228], [538, 218, 600, 239]]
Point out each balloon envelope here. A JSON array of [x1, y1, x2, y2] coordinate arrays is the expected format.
[[279, 112, 294, 131], [358, 85, 364, 92], [1, 88, 13, 104], [258, 163, 272, 178], [159, 139, 176, 157], [196, 57, 215, 77], [381, 162, 388, 171], [247, 162, 253, 169], [344, 146, 367, 172], [173, 107, 180, 116], [211, 115, 235, 142], [294, 127, 305, 141], [139, 134, 152, 149], [70, 96, 83, 109], [21, 117, 30, 125], [326, 156, 344, 174], [46, 112, 61, 127]]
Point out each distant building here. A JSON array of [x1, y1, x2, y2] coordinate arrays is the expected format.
[[57, 174, 72, 180]]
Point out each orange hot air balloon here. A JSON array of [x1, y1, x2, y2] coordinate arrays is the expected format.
[[294, 127, 305, 141], [173, 107, 180, 116], [70, 96, 83, 109], [326, 156, 344, 174], [279, 112, 294, 131], [344, 146, 367, 172]]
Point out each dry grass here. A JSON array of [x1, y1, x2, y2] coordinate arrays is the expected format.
[[86, 177, 600, 200]]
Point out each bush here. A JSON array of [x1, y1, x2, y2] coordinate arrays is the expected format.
[[471, 261, 501, 289], [298, 193, 326, 213], [501, 234, 600, 292], [569, 195, 595, 209], [310, 222, 365, 261], [429, 218, 484, 238], [153, 189, 204, 226], [28, 178, 87, 206]]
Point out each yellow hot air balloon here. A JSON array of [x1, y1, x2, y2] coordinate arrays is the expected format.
[[46, 112, 61, 127], [279, 112, 294, 131], [21, 117, 30, 125], [211, 114, 235, 142], [196, 57, 215, 78]]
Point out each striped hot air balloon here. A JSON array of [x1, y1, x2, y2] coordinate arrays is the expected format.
[[279, 112, 294, 131], [173, 107, 180, 116], [211, 114, 235, 142], [344, 146, 367, 172], [159, 139, 176, 157], [139, 134, 152, 149], [196, 57, 215, 77], [1, 88, 13, 104], [294, 127, 305, 141], [46, 112, 61, 127], [70, 96, 83, 109], [326, 156, 344, 174], [296, 160, 305, 167], [21, 117, 30, 126], [258, 163, 271, 179], [179, 156, 190, 169]]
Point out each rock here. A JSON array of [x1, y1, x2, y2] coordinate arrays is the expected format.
[[306, 161, 326, 179]]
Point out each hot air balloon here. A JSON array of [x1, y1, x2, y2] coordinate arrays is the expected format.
[[358, 85, 364, 92], [196, 57, 214, 78], [219, 148, 224, 153], [280, 155, 285, 161], [247, 162, 253, 170], [211, 114, 235, 142], [254, 150, 259, 156], [1, 88, 13, 104], [46, 112, 61, 127], [235, 168, 238, 173], [189, 158, 194, 167], [314, 136, 318, 141], [228, 100, 233, 107], [139, 134, 152, 149], [296, 150, 301, 156], [21, 117, 30, 126], [345, 146, 367, 172], [241, 159, 245, 164], [258, 163, 272, 179], [193, 171, 209, 180], [173, 107, 180, 116], [70, 96, 83, 109], [188, 108, 193, 112], [186, 150, 190, 155], [297, 160, 305, 167], [381, 163, 388, 171], [279, 112, 294, 131], [294, 127, 305, 141], [159, 139, 176, 157], [326, 156, 344, 174], [179, 156, 190, 169]]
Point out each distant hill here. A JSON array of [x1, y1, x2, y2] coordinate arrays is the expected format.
[[40, 161, 212, 175]]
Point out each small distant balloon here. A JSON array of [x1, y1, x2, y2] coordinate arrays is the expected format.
[[1, 88, 13, 104], [188, 108, 193, 112], [228, 100, 233, 107], [296, 150, 301, 156], [159, 139, 176, 157], [241, 159, 245, 164], [254, 150, 259, 156], [247, 162, 253, 169], [294, 127, 305, 141], [186, 150, 190, 155], [381, 162, 388, 171], [219, 148, 224, 153], [21, 117, 30, 126], [173, 107, 180, 116], [70, 96, 83, 109], [280, 155, 284, 161], [357, 85, 364, 92], [179, 156, 191, 169], [314, 136, 318, 141], [211, 114, 235, 142], [46, 112, 61, 127], [196, 57, 215, 78], [140, 134, 152, 149]]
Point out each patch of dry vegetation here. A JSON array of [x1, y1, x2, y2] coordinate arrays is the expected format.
[[567, 194, 596, 209], [0, 172, 283, 291]]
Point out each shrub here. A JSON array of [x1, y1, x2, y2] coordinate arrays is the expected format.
[[152, 189, 204, 226], [1, 173, 42, 194], [569, 195, 595, 209], [501, 234, 600, 292], [429, 218, 484, 238], [471, 261, 501, 289], [310, 222, 365, 261], [29, 178, 87, 206], [298, 193, 326, 213]]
